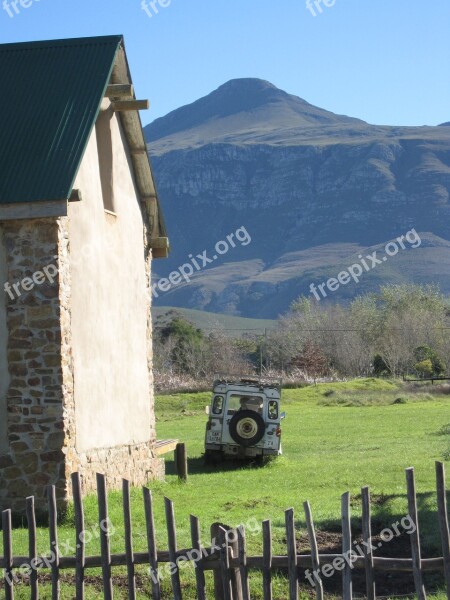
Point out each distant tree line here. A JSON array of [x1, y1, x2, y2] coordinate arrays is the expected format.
[[266, 284, 449, 380], [153, 285, 450, 390], [153, 311, 251, 391]]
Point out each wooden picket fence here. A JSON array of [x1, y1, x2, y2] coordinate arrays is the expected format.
[[1, 462, 449, 600]]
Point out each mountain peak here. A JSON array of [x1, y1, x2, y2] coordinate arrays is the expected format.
[[145, 78, 365, 150], [214, 77, 284, 97]]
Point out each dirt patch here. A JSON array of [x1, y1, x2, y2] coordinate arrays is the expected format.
[[295, 529, 442, 597]]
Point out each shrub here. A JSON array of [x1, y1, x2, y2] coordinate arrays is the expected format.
[[415, 359, 434, 378]]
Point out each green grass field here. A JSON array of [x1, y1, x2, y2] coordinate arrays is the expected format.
[[2, 378, 449, 599]]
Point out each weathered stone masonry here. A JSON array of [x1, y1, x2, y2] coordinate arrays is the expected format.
[[1, 219, 65, 515], [0, 217, 163, 516]]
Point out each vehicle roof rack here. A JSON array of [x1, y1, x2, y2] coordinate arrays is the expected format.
[[213, 373, 282, 390]]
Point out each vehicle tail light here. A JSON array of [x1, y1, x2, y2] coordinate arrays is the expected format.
[[276, 427, 281, 437], [206, 422, 212, 430]]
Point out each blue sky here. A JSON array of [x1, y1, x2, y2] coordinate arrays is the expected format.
[[1, 0, 449, 127]]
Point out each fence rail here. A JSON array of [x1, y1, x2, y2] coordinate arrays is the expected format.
[[1, 462, 449, 600]]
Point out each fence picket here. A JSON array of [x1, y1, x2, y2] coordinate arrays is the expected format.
[[211, 523, 225, 600], [262, 520, 272, 600], [190, 515, 207, 600], [0, 467, 447, 600], [26, 496, 38, 600], [341, 492, 352, 600], [218, 526, 232, 600], [435, 462, 450, 599], [406, 467, 426, 600], [96, 473, 113, 600], [122, 480, 136, 600], [164, 496, 183, 600], [143, 487, 161, 600], [361, 487, 376, 600], [303, 501, 323, 600], [2, 509, 14, 600], [71, 473, 85, 600], [285, 508, 298, 600], [237, 526, 250, 600], [228, 529, 243, 600], [47, 486, 60, 600]]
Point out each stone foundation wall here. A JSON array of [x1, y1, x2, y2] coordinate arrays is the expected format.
[[0, 217, 163, 516], [70, 443, 165, 493], [0, 219, 66, 515]]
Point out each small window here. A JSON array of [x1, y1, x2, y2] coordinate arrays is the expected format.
[[95, 109, 115, 214], [268, 401, 278, 420], [212, 395, 224, 414]]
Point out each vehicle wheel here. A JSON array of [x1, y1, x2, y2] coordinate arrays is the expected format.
[[229, 410, 265, 447]]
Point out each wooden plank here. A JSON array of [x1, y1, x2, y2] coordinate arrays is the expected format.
[[143, 487, 161, 600], [150, 237, 170, 251], [303, 501, 323, 600], [152, 247, 169, 259], [341, 492, 353, 600], [436, 462, 450, 599], [228, 529, 243, 600], [406, 467, 426, 600], [3, 549, 447, 574], [2, 509, 14, 600], [361, 487, 376, 600], [122, 480, 136, 600], [237, 526, 250, 600], [175, 443, 188, 481], [105, 84, 134, 98], [285, 508, 298, 600], [218, 527, 232, 600], [211, 523, 225, 600], [112, 100, 149, 112], [262, 520, 273, 600], [155, 439, 179, 456], [96, 473, 113, 600], [0, 199, 67, 221], [47, 486, 60, 600], [190, 515, 206, 600], [373, 556, 441, 572], [164, 496, 183, 600], [71, 473, 85, 600], [26, 496, 39, 600]]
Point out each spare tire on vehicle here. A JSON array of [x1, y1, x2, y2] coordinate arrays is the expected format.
[[229, 410, 265, 447]]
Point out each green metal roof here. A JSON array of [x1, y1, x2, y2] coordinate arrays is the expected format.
[[0, 35, 122, 205]]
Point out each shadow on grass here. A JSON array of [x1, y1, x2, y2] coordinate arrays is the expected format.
[[164, 455, 273, 476], [270, 490, 449, 598]]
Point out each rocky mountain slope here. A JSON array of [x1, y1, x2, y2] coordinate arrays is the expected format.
[[145, 79, 450, 318]]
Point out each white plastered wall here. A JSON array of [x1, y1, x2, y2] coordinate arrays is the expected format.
[[69, 101, 152, 453]]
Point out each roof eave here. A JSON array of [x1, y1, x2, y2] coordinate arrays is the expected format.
[[110, 42, 169, 259]]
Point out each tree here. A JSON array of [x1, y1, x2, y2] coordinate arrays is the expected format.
[[158, 315, 205, 376], [373, 354, 390, 376], [415, 359, 434, 378], [293, 339, 328, 384]]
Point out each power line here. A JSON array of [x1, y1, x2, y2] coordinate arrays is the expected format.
[[153, 325, 450, 332]]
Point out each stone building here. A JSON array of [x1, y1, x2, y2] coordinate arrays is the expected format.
[[0, 35, 169, 514]]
